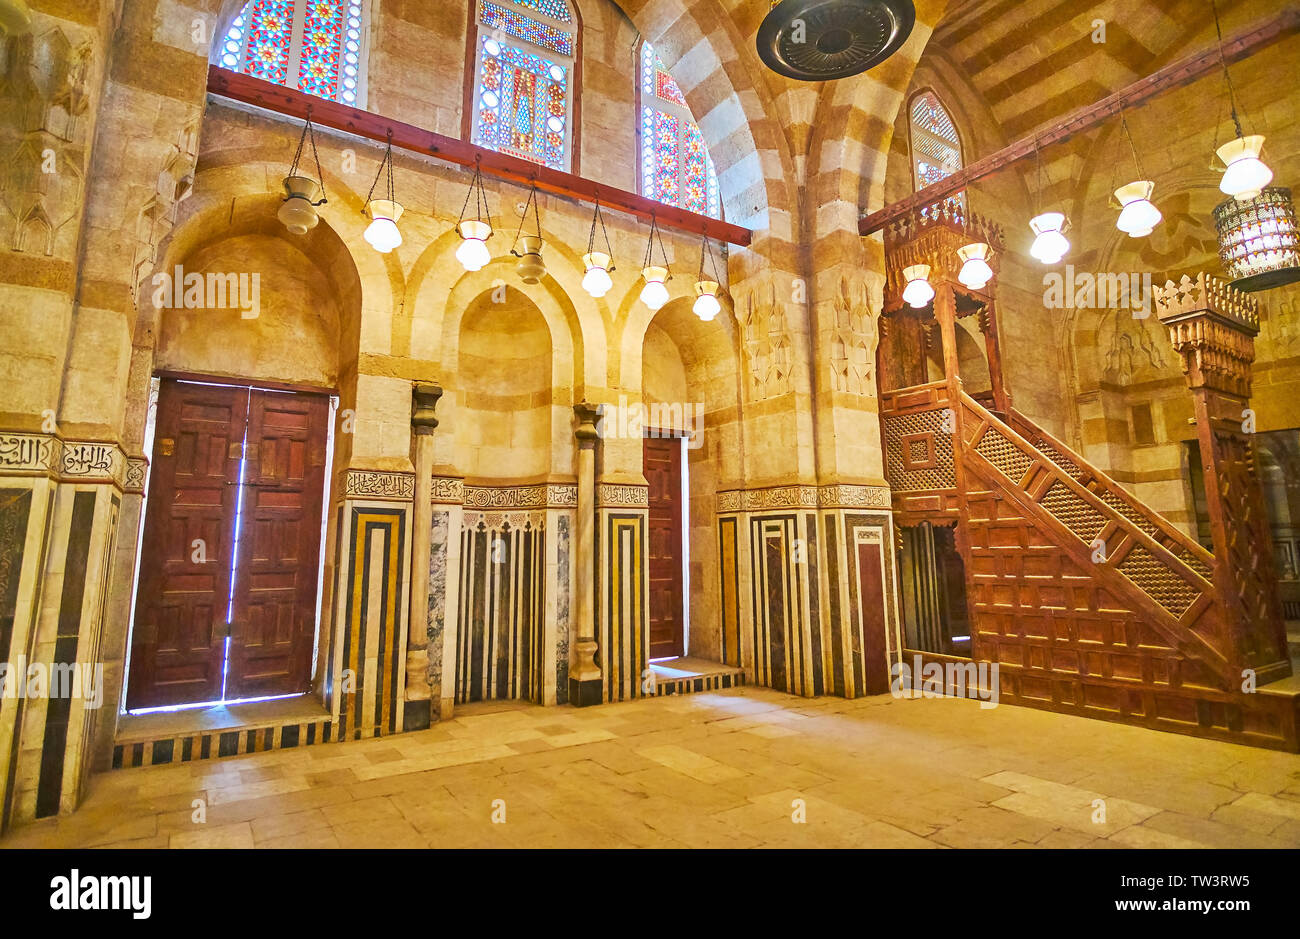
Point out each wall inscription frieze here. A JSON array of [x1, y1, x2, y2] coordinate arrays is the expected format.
[[462, 484, 577, 508], [596, 484, 649, 508], [343, 470, 415, 501], [716, 485, 892, 513]]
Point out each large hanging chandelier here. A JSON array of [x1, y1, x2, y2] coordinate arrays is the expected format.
[[1213, 187, 1300, 292]]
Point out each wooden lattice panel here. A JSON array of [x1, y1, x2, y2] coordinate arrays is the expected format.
[[973, 427, 1034, 483], [1115, 545, 1199, 619], [884, 409, 955, 492], [1039, 480, 1107, 544]]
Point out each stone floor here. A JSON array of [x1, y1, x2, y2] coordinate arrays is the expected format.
[[4, 687, 1300, 849]]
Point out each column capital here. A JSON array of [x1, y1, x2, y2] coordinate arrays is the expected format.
[[1153, 272, 1260, 397], [411, 382, 443, 435], [574, 400, 600, 443]]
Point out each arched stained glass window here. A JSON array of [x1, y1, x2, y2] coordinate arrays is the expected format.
[[471, 0, 576, 171], [219, 0, 369, 107], [639, 41, 720, 219], [909, 90, 964, 212]]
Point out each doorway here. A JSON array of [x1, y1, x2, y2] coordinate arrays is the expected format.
[[126, 378, 331, 710], [644, 434, 686, 659], [897, 522, 972, 657]]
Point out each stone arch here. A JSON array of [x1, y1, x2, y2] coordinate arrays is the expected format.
[[410, 227, 603, 394], [447, 287, 559, 483]]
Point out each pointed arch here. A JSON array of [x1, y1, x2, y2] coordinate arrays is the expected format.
[[908, 88, 965, 211], [637, 39, 721, 219]]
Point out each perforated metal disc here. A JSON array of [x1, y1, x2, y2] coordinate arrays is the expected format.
[[757, 0, 916, 81]]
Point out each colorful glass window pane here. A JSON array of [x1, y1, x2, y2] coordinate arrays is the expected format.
[[222, 0, 364, 106], [241, 0, 295, 85], [480, 1, 572, 57], [641, 43, 687, 108], [511, 0, 572, 23], [475, 37, 568, 170], [910, 91, 964, 212], [639, 42, 720, 219]]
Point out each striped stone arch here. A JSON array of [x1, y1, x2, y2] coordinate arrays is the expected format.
[[608, 0, 795, 238]]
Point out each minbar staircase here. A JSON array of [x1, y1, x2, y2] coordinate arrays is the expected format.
[[952, 391, 1299, 750]]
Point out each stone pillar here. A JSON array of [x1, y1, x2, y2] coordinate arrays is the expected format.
[[1154, 273, 1290, 682], [404, 382, 441, 730], [569, 401, 602, 706]]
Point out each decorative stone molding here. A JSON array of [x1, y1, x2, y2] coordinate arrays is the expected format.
[[463, 510, 547, 531], [716, 484, 893, 513], [0, 434, 128, 487], [596, 484, 649, 508], [462, 484, 577, 508], [124, 457, 148, 494], [430, 476, 464, 504], [343, 470, 415, 501], [0, 433, 58, 473], [818, 484, 892, 509], [60, 441, 125, 485], [716, 486, 817, 512]]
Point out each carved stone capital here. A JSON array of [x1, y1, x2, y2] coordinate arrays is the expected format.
[[412, 382, 443, 435], [574, 401, 600, 444]]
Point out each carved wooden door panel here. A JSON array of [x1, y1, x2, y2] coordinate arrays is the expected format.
[[127, 381, 245, 709], [225, 390, 330, 699], [644, 435, 684, 659]]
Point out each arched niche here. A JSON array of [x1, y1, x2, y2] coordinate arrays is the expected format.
[[638, 296, 743, 663], [453, 289, 555, 483]]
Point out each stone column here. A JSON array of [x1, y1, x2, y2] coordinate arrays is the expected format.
[[569, 401, 602, 706], [404, 382, 441, 730], [1154, 273, 1290, 682]]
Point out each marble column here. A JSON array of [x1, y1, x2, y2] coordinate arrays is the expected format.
[[404, 382, 442, 730], [569, 401, 603, 706]]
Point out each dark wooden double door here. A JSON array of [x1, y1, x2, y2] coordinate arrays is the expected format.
[[645, 436, 685, 659], [128, 379, 330, 709]]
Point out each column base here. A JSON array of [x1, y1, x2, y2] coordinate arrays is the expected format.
[[568, 677, 603, 708], [402, 699, 431, 732]]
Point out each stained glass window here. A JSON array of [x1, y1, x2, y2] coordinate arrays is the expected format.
[[639, 41, 720, 219], [909, 91, 965, 213], [472, 0, 575, 171], [219, 0, 367, 107]]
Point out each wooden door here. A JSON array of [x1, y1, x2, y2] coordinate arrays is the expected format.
[[128, 381, 246, 708], [225, 390, 330, 699], [644, 435, 684, 659]]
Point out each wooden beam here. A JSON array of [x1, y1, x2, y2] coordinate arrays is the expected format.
[[859, 7, 1300, 236], [207, 66, 753, 248]]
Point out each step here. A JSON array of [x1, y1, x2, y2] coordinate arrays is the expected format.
[[648, 657, 746, 696]]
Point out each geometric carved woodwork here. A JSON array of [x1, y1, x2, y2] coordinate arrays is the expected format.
[[1154, 272, 1290, 682]]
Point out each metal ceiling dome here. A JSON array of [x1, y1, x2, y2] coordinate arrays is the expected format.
[[756, 0, 916, 82]]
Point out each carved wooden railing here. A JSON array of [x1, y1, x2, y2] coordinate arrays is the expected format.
[[957, 392, 1236, 687], [1006, 409, 1215, 583]]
